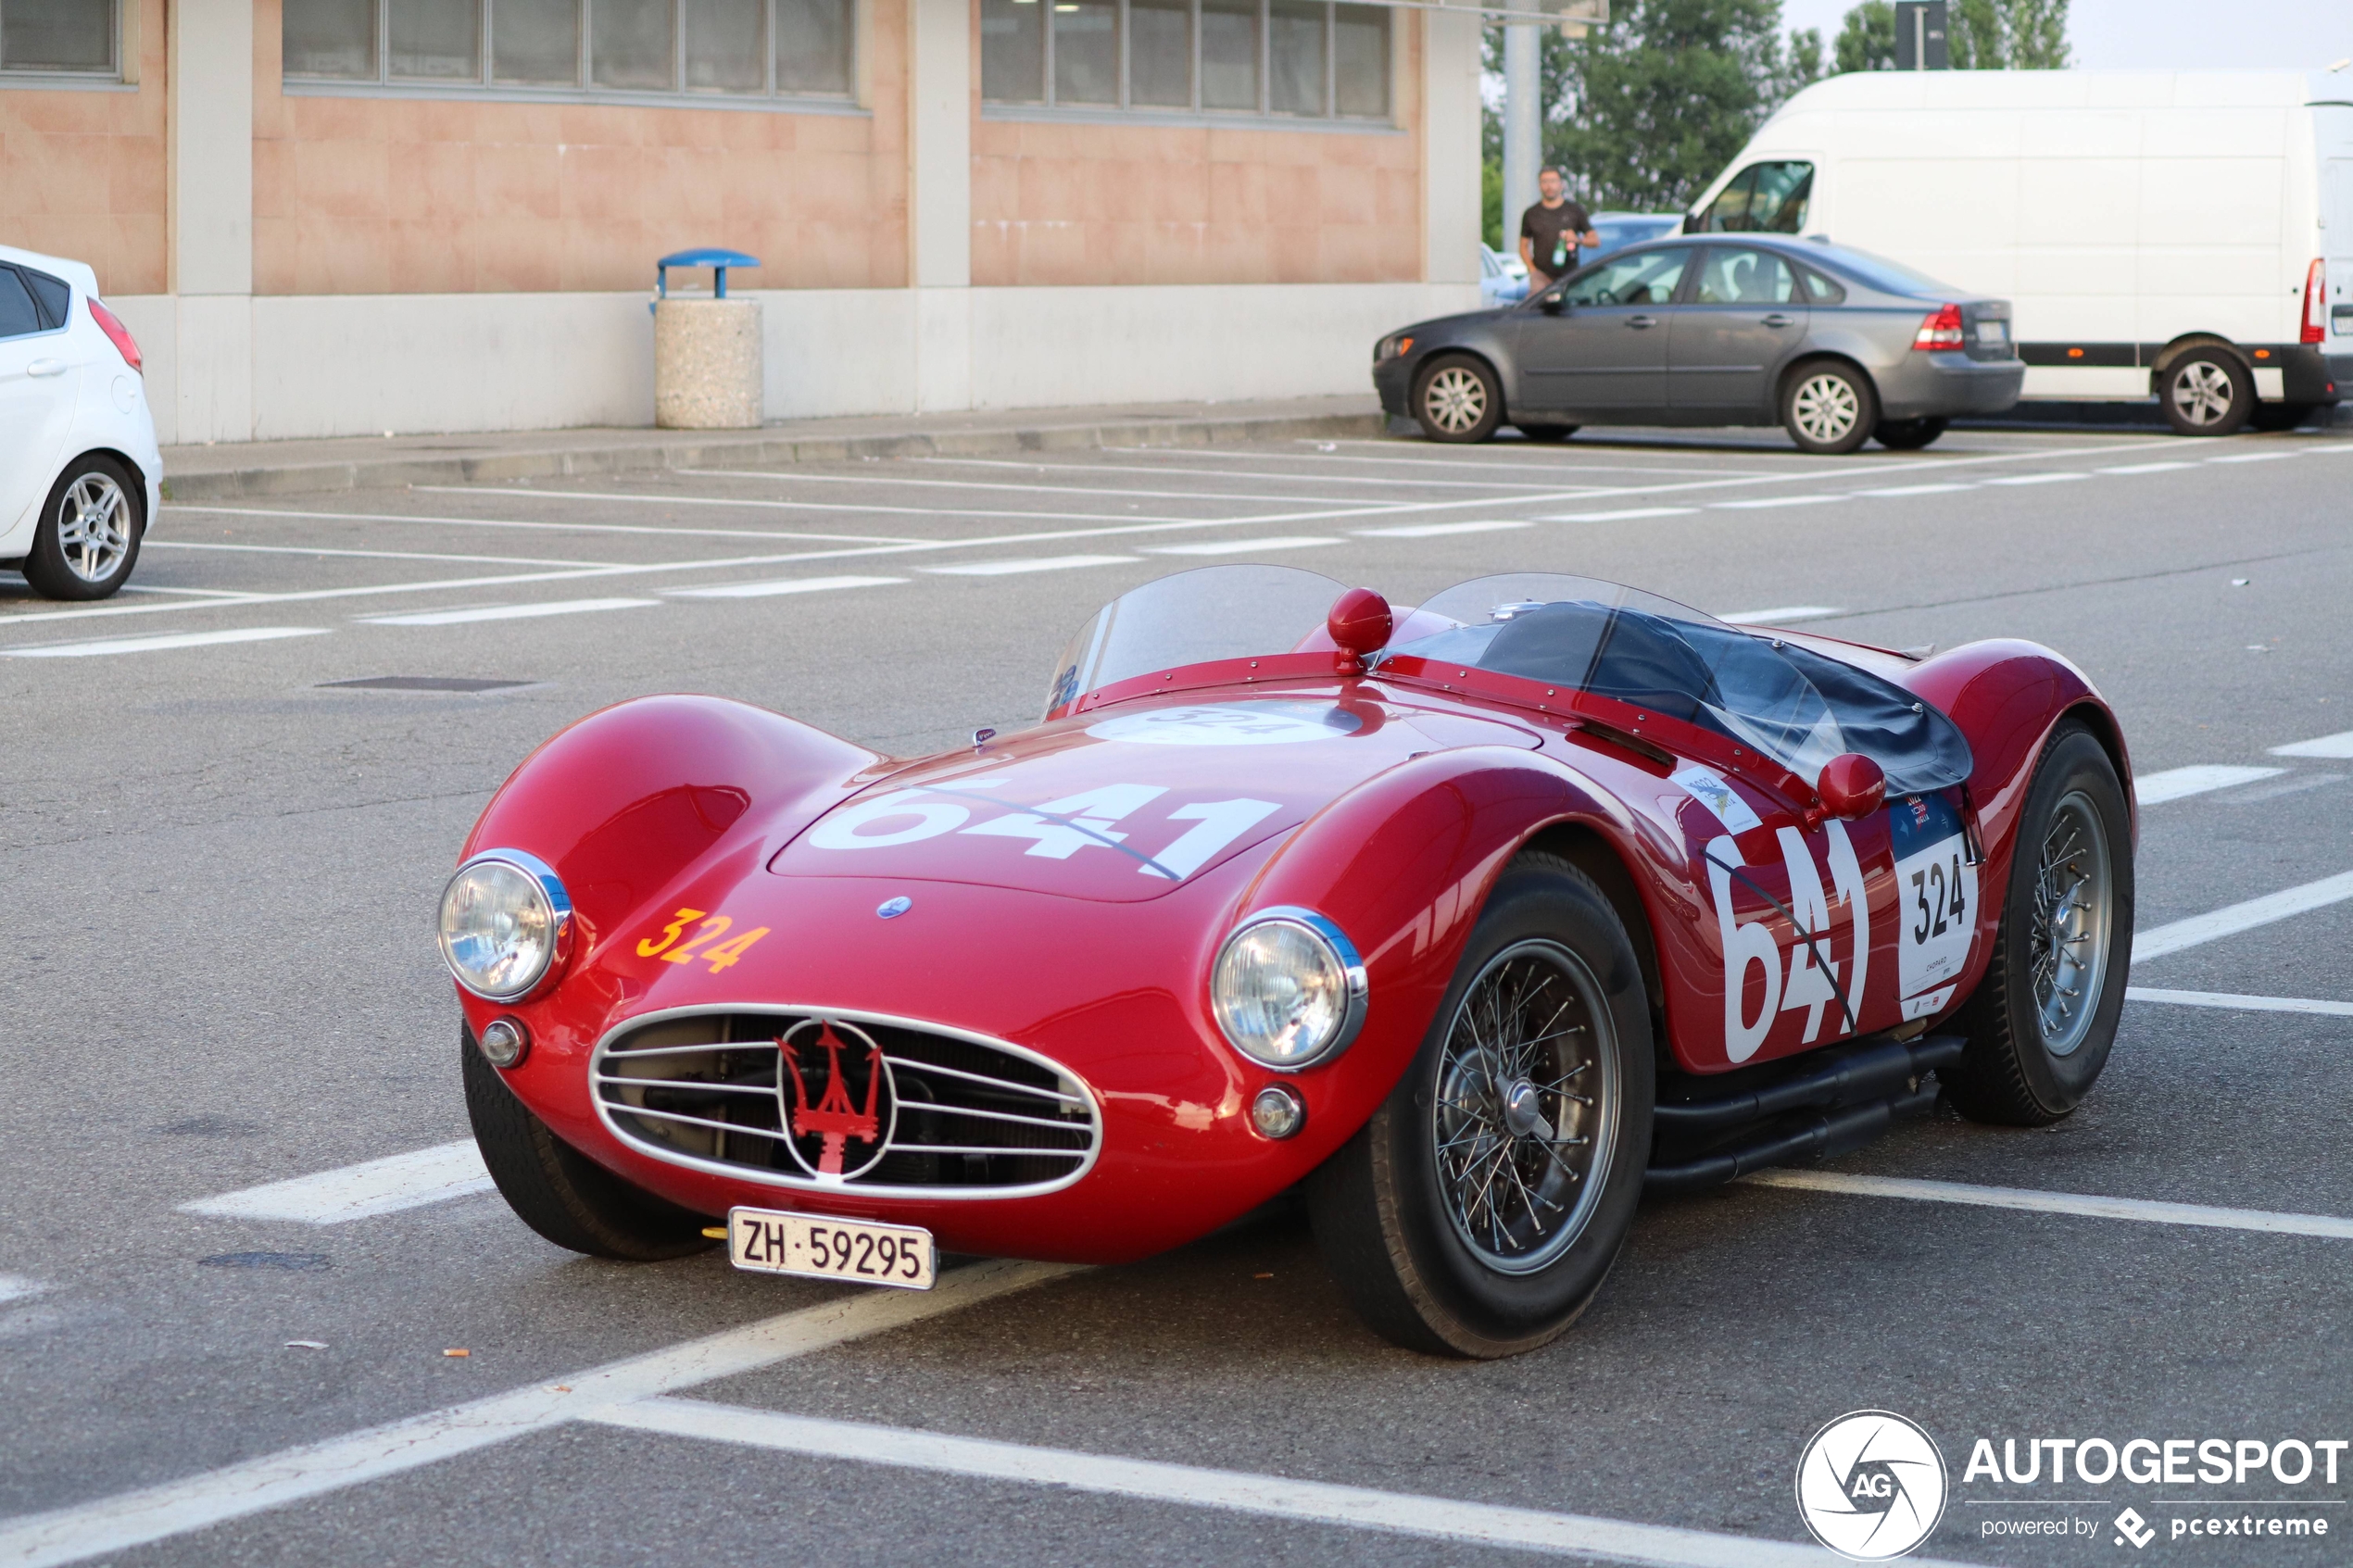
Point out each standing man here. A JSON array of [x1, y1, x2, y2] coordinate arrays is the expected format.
[[1518, 168, 1601, 292]]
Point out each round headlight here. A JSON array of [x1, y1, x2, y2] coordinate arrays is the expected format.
[[439, 850, 572, 1001], [1211, 908, 1368, 1070]]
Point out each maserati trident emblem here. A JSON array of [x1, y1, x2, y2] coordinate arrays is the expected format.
[[776, 1018, 896, 1181]]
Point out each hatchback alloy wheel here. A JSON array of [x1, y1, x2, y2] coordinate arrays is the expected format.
[[57, 471, 134, 584]]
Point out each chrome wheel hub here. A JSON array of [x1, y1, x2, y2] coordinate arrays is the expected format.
[[2029, 790, 2112, 1057], [1430, 939, 1617, 1274], [2171, 361, 2233, 425], [1792, 374, 1859, 444], [1423, 368, 1488, 434], [57, 472, 133, 583]]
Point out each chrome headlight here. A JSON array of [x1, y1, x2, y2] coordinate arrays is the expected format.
[[1211, 907, 1368, 1070], [439, 849, 573, 1001]]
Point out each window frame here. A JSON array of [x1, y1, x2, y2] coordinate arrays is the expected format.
[[0, 0, 126, 87], [281, 0, 862, 110], [983, 0, 1392, 131]]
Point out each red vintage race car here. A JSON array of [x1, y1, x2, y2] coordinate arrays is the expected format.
[[440, 568, 2135, 1358]]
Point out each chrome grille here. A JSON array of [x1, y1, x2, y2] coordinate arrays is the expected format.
[[590, 1008, 1100, 1198]]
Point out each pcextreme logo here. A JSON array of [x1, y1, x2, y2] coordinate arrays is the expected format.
[[1795, 1410, 1950, 1561]]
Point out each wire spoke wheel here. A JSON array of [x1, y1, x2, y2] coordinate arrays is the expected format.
[[1429, 939, 1617, 1275], [2171, 361, 2234, 426], [1422, 367, 1490, 435], [57, 472, 133, 583], [2028, 790, 2112, 1058], [1792, 373, 1860, 444]]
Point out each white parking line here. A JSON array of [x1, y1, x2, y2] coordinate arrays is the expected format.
[[1710, 495, 1845, 509], [673, 467, 1383, 508], [171, 503, 925, 546], [1854, 483, 1975, 496], [359, 597, 660, 626], [180, 1140, 493, 1224], [2097, 462, 2196, 474], [1718, 606, 1843, 625], [2133, 869, 2353, 962], [0, 1261, 1076, 1568], [2271, 729, 2353, 759], [1746, 1170, 2353, 1241], [1355, 520, 1532, 538], [1983, 471, 2089, 485], [2127, 986, 2353, 1018], [2133, 764, 2287, 805], [145, 540, 609, 569], [917, 456, 1605, 492], [1144, 535, 1341, 556], [415, 485, 1301, 529], [665, 575, 908, 599], [2208, 452, 2297, 464], [0, 1276, 44, 1306], [1536, 507, 1697, 522], [594, 1397, 1881, 1568], [925, 555, 1139, 576], [0, 626, 329, 659]]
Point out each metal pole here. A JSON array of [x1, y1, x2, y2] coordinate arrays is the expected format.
[[1502, 23, 1541, 256]]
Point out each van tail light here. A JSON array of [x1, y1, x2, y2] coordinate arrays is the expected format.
[[87, 296, 143, 374], [1912, 303, 1966, 351], [2303, 258, 2327, 345]]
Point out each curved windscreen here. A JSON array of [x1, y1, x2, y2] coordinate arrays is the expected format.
[[1382, 574, 1971, 794], [1046, 564, 1348, 716]]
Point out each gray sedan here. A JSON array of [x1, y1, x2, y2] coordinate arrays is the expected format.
[[1372, 235, 2022, 453]]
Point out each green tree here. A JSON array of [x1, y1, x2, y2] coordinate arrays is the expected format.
[[1833, 0, 1894, 71], [1838, 0, 2069, 72], [1493, 0, 1824, 215]]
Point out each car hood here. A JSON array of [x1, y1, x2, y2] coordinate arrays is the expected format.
[[768, 690, 1539, 903], [1398, 308, 1513, 341]]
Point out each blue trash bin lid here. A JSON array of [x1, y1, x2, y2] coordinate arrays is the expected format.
[[658, 248, 761, 270]]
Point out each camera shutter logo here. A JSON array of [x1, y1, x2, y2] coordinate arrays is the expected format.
[[1794, 1410, 1949, 1561]]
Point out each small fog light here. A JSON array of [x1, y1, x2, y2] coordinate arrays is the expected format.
[[478, 1018, 530, 1069], [1250, 1084, 1305, 1141]]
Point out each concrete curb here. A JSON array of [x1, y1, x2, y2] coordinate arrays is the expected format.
[[161, 409, 1390, 503]]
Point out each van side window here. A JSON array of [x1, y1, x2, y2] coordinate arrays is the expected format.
[[1693, 161, 1814, 234], [1796, 265, 1846, 305]]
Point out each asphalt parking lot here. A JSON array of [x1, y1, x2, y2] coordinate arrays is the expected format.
[[5, 420, 2352, 1566]]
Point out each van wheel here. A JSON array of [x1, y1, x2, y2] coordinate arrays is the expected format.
[[1414, 356, 1505, 444], [1873, 417, 1947, 451], [2160, 351, 2252, 436], [1782, 362, 1878, 455]]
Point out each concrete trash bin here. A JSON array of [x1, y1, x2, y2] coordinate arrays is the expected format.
[[652, 248, 762, 431]]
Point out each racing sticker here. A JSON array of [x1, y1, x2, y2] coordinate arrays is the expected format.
[[1705, 822, 1869, 1062], [1087, 701, 1361, 747], [1890, 792, 1978, 1003], [1672, 764, 1764, 834], [803, 778, 1280, 881]]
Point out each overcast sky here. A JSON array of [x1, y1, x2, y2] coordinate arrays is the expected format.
[[1773, 0, 2353, 70]]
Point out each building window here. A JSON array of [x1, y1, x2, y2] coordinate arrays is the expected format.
[[284, 0, 855, 99], [2, 0, 119, 76], [983, 0, 1387, 122]]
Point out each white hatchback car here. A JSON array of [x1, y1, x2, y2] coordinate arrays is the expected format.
[[1, 243, 162, 600]]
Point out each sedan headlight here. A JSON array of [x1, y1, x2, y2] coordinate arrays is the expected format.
[[1211, 907, 1368, 1070], [1374, 333, 1415, 363], [439, 849, 573, 1001]]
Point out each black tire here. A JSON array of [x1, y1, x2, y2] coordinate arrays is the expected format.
[[2249, 400, 2318, 433], [1308, 853, 1654, 1358], [461, 1028, 716, 1261], [2158, 349, 2253, 436], [1781, 360, 1880, 455], [22, 453, 144, 601], [1515, 423, 1578, 442], [1943, 722, 2133, 1126], [1873, 416, 1948, 451], [1412, 354, 1506, 444]]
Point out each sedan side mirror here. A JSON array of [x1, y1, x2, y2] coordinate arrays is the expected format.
[[1539, 295, 1567, 316], [1817, 753, 1886, 820]]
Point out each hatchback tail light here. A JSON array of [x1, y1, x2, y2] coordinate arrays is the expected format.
[[2303, 258, 2327, 345], [88, 296, 143, 374], [1912, 303, 1967, 352]]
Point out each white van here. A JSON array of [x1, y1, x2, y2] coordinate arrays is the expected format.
[[1680, 70, 2353, 434]]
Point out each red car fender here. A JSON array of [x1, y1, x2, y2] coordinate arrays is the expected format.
[[460, 695, 880, 950], [1901, 642, 2134, 1010], [1229, 745, 1631, 1144]]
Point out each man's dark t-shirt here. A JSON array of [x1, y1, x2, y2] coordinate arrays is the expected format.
[[1520, 199, 1592, 285]]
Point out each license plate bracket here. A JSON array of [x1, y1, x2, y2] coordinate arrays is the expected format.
[[726, 1206, 935, 1290]]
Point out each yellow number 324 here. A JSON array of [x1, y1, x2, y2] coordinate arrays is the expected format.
[[635, 908, 771, 973]]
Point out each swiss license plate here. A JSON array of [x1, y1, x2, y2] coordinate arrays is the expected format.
[[1974, 320, 2008, 344], [727, 1206, 935, 1290]]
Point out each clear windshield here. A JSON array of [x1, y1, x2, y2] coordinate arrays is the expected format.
[[1381, 574, 1971, 794], [1046, 564, 1348, 716]]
